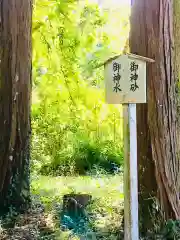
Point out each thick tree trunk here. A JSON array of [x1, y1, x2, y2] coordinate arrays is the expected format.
[[174, 0, 180, 139], [0, 0, 32, 211], [130, 0, 180, 232]]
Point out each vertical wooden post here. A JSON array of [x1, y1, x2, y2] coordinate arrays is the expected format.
[[123, 103, 139, 240]]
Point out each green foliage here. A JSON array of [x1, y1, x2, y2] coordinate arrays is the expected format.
[[32, 0, 129, 175], [162, 220, 180, 239]]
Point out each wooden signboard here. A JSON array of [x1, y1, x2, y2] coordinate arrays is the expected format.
[[104, 54, 154, 104]]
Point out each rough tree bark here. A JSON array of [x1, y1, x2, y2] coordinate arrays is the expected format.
[[130, 0, 180, 233], [0, 0, 32, 211], [174, 1, 180, 135]]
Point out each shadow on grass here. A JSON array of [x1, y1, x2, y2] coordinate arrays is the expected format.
[[0, 200, 57, 240], [53, 195, 124, 239], [30, 174, 124, 239]]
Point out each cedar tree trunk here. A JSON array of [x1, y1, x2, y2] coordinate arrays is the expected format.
[[0, 0, 32, 211], [130, 0, 180, 233]]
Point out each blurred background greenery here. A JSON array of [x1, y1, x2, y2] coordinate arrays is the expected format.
[[31, 0, 130, 176]]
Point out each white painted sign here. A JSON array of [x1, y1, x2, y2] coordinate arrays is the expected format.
[[104, 54, 154, 104]]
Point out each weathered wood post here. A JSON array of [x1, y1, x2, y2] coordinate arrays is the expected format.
[[104, 53, 154, 239]]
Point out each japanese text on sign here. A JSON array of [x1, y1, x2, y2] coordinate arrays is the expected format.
[[130, 62, 139, 92], [105, 54, 148, 104], [113, 62, 121, 92]]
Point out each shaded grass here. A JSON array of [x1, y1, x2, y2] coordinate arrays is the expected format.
[[1, 175, 172, 239], [31, 174, 124, 239]]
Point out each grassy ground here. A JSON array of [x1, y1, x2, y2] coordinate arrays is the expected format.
[[0, 175, 175, 239], [31, 174, 123, 207], [30, 174, 124, 239], [0, 174, 124, 239]]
